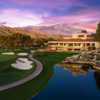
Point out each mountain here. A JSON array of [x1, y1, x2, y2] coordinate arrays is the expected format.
[[0, 26, 62, 40], [0, 26, 47, 37], [24, 24, 82, 35], [0, 23, 87, 39]]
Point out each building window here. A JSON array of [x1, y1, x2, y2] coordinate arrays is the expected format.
[[83, 43, 85, 46], [92, 43, 95, 46], [87, 43, 90, 46], [49, 43, 58, 45], [74, 43, 81, 46], [78, 35, 84, 37], [68, 43, 73, 46], [68, 49, 72, 51], [87, 35, 93, 38], [74, 49, 80, 51], [59, 43, 63, 45], [64, 43, 66, 46]]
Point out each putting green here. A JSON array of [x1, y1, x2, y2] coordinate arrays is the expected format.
[[0, 54, 35, 86]]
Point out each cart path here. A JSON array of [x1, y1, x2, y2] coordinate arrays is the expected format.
[[0, 56, 43, 91]]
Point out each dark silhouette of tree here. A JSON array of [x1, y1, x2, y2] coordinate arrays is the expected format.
[[81, 30, 87, 33], [94, 71, 100, 90], [0, 33, 49, 50], [96, 23, 100, 42]]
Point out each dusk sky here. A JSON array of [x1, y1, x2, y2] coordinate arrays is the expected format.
[[0, 0, 100, 32]]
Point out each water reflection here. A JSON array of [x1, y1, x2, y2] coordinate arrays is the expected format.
[[59, 63, 92, 76], [1, 63, 100, 100], [33, 64, 100, 100], [60, 63, 100, 91]]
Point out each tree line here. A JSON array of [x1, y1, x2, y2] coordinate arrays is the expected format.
[[0, 33, 49, 50]]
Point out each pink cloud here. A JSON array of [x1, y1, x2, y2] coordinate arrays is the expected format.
[[40, 8, 100, 32], [0, 0, 99, 32], [0, 9, 44, 27]]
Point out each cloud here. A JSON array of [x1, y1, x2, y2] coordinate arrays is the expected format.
[[0, 0, 80, 11], [0, 0, 78, 5], [0, 0, 99, 32], [42, 8, 100, 23], [0, 9, 46, 27], [40, 8, 100, 32]]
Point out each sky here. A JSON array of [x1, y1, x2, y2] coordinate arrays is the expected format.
[[0, 0, 100, 32]]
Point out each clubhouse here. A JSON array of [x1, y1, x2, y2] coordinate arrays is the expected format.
[[48, 32, 100, 52]]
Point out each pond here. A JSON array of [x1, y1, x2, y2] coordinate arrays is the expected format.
[[1, 63, 100, 100], [32, 64, 100, 100]]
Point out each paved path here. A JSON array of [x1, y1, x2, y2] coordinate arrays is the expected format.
[[0, 55, 43, 92]]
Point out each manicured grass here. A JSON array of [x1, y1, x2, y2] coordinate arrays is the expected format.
[[0, 54, 35, 86], [0, 55, 16, 72], [35, 52, 74, 68], [0, 65, 35, 86], [0, 55, 16, 62]]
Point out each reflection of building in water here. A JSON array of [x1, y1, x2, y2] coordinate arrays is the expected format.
[[60, 63, 90, 76], [94, 71, 100, 90]]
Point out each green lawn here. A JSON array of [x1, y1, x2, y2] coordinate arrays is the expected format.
[[35, 52, 74, 67], [0, 55, 16, 72], [0, 54, 35, 86], [0, 55, 16, 62]]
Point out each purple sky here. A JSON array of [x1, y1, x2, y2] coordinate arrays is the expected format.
[[0, 0, 100, 32]]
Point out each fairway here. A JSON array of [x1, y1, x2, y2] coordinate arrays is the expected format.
[[0, 55, 16, 72], [0, 54, 35, 86]]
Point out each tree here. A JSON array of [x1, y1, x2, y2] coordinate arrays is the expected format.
[[81, 30, 87, 33], [0, 33, 34, 49], [96, 23, 100, 42], [95, 23, 100, 48]]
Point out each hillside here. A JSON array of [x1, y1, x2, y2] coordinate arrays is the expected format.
[[0, 26, 64, 40], [0, 26, 44, 37], [0, 26, 17, 36]]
